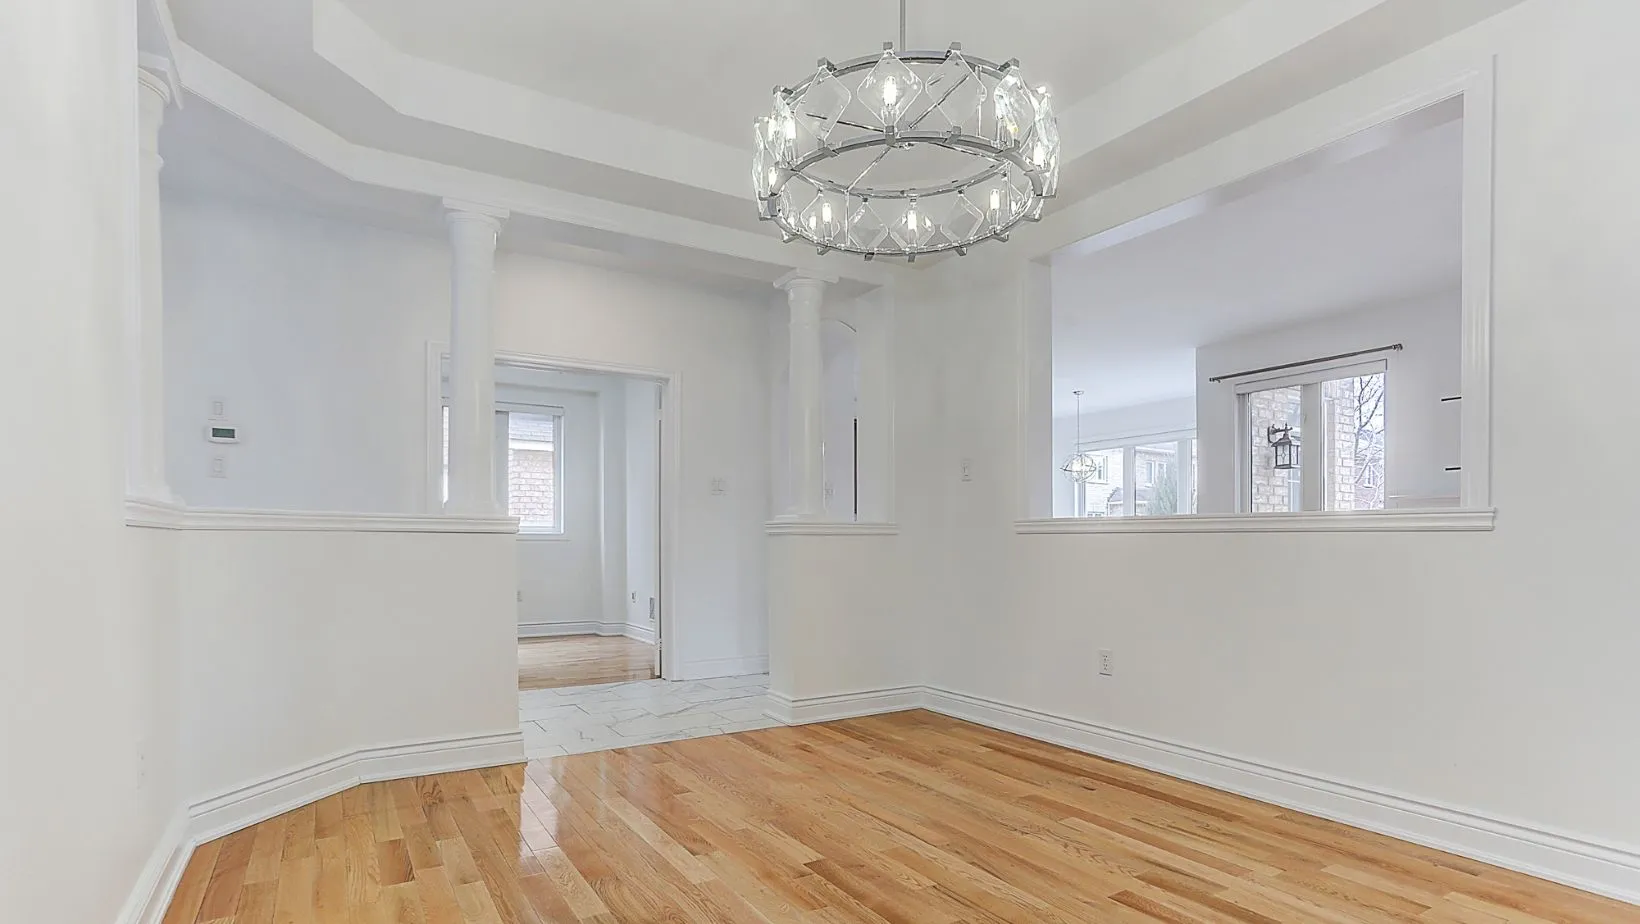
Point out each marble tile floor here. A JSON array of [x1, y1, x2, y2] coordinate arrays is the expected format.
[[518, 673, 779, 757]]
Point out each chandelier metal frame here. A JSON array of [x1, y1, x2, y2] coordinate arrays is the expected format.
[[752, 2, 1060, 262]]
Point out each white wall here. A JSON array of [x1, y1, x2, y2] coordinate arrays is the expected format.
[[163, 197, 771, 678], [179, 530, 517, 804], [896, 0, 1640, 899], [0, 3, 182, 922], [509, 385, 604, 633], [1051, 396, 1197, 517], [625, 379, 661, 637], [163, 198, 448, 512], [495, 253, 771, 679], [1196, 292, 1460, 513]]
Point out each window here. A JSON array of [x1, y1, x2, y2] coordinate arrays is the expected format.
[[1073, 434, 1197, 518], [441, 404, 565, 533], [1237, 362, 1385, 513]]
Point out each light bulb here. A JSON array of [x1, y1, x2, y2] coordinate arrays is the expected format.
[[767, 168, 778, 188], [782, 116, 796, 141], [989, 188, 1001, 213], [1032, 143, 1046, 168], [882, 76, 900, 107], [821, 202, 833, 223], [807, 213, 817, 230], [905, 206, 918, 228]]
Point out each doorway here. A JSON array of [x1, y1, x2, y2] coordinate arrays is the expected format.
[[425, 347, 674, 690]]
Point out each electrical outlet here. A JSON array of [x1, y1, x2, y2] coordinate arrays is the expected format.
[[516, 590, 523, 602], [631, 591, 637, 603], [209, 455, 227, 478], [1098, 649, 1114, 676], [649, 597, 657, 622], [960, 458, 974, 482]]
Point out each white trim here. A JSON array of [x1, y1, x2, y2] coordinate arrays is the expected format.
[[515, 532, 571, 543], [672, 655, 769, 682], [118, 730, 523, 924], [125, 500, 518, 533], [114, 810, 190, 924], [518, 621, 655, 643], [188, 730, 524, 845], [764, 521, 900, 536], [1016, 508, 1493, 534], [518, 621, 602, 638], [920, 687, 1640, 906], [1458, 61, 1496, 511], [764, 687, 923, 726]]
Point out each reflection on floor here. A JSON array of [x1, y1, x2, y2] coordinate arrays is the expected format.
[[517, 634, 656, 691], [159, 711, 1640, 924], [520, 674, 775, 758]]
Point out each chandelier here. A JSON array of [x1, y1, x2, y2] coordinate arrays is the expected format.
[[1062, 390, 1100, 484], [752, 0, 1060, 261]]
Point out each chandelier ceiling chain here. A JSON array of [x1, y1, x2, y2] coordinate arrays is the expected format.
[[751, 0, 1061, 261]]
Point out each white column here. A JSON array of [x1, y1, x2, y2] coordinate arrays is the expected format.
[[776, 270, 834, 519], [443, 199, 508, 516], [130, 66, 173, 503]]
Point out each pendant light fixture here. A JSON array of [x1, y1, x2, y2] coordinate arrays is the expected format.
[[1061, 390, 1100, 483], [752, 0, 1060, 261]]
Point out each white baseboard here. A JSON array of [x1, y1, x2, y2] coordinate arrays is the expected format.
[[518, 621, 601, 638], [756, 682, 1640, 905], [671, 654, 769, 681], [121, 729, 524, 924], [922, 686, 1640, 906], [765, 686, 923, 725], [518, 621, 655, 643], [114, 810, 190, 924]]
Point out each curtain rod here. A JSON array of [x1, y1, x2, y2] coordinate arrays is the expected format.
[[1207, 343, 1402, 384]]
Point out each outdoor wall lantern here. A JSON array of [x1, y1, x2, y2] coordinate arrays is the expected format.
[[1267, 425, 1298, 471]]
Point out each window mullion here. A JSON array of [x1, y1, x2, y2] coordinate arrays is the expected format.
[[1123, 446, 1136, 517], [1300, 384, 1323, 511]]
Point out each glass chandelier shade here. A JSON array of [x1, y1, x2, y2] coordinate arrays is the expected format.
[[753, 29, 1060, 261]]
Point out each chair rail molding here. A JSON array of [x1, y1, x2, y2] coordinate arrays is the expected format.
[[124, 498, 519, 533], [1015, 508, 1495, 534]]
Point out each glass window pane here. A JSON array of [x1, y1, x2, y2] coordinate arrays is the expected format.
[[1246, 385, 1302, 512], [507, 412, 558, 530], [1323, 372, 1386, 511], [1135, 442, 1181, 516], [1071, 448, 1122, 517]]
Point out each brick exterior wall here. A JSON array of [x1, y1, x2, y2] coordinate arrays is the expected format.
[[1247, 386, 1301, 512], [507, 446, 556, 524]]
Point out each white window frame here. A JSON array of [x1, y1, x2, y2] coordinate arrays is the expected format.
[[1073, 429, 1196, 518], [499, 402, 566, 536], [436, 398, 567, 536], [1232, 358, 1385, 514]]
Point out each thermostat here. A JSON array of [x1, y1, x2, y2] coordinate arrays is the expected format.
[[205, 425, 240, 444]]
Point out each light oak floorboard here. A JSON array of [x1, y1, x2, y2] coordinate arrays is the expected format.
[[164, 712, 1638, 923], [519, 635, 656, 691]]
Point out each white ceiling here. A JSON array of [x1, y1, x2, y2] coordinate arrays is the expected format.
[[1051, 116, 1462, 417], [155, 0, 1521, 289], [335, 0, 1252, 147]]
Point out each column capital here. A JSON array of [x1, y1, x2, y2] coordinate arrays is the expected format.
[[774, 269, 838, 293], [137, 54, 174, 107], [442, 198, 510, 230]]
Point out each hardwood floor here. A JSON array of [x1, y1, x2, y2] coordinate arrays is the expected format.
[[518, 635, 656, 691], [161, 711, 1636, 924]]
